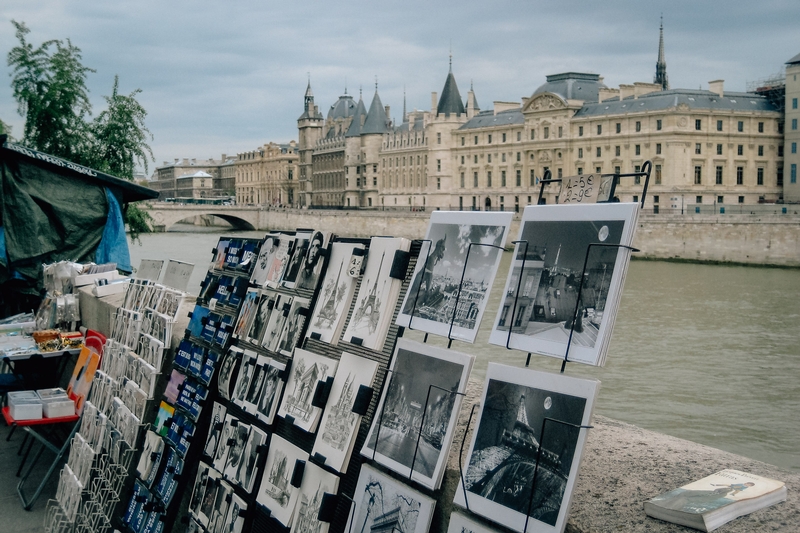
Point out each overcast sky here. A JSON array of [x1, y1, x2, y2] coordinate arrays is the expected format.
[[1, 1, 797, 176]]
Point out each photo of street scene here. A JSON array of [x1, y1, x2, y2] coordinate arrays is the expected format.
[[398, 212, 510, 343], [362, 340, 472, 489], [346, 464, 435, 533]]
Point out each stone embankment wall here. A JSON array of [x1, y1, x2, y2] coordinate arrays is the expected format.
[[79, 288, 800, 532], [252, 209, 800, 267]]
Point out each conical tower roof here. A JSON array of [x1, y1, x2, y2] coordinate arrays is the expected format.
[[361, 90, 389, 135], [345, 94, 368, 137], [437, 58, 466, 117]]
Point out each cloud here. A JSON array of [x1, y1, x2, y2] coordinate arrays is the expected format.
[[1, 0, 797, 174]]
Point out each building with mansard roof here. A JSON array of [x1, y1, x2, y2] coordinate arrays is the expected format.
[[298, 24, 790, 212]]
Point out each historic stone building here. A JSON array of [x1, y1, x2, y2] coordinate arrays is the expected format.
[[151, 155, 237, 200], [298, 26, 790, 212], [785, 52, 800, 202], [234, 141, 298, 206]]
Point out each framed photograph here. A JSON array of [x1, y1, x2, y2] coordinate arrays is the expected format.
[[312, 352, 379, 472], [489, 202, 639, 366], [256, 358, 286, 426], [305, 242, 365, 344], [361, 339, 473, 490], [277, 348, 339, 433], [454, 363, 599, 533], [290, 461, 340, 533], [342, 236, 410, 351], [256, 434, 308, 527], [397, 211, 512, 343], [345, 464, 436, 533]]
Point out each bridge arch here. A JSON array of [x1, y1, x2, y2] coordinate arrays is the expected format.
[[145, 204, 258, 232]]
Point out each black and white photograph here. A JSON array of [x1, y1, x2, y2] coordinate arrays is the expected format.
[[198, 467, 222, 527], [296, 230, 329, 291], [136, 430, 164, 487], [454, 363, 599, 533], [213, 414, 237, 472], [489, 202, 639, 366], [277, 348, 339, 433], [203, 402, 227, 459], [217, 347, 241, 401], [312, 352, 379, 472], [223, 422, 251, 483], [250, 235, 279, 287], [256, 434, 308, 527], [345, 464, 436, 533], [290, 461, 340, 533], [342, 236, 410, 351], [305, 242, 364, 344], [241, 354, 270, 414], [261, 293, 293, 352], [256, 358, 286, 425], [233, 288, 259, 339], [207, 480, 233, 533], [397, 211, 512, 343], [221, 493, 247, 533], [246, 291, 275, 345], [237, 426, 267, 493], [282, 231, 310, 288], [277, 296, 310, 356], [361, 339, 473, 490], [232, 349, 259, 408]]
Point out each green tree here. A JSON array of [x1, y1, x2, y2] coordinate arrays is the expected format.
[[7, 20, 93, 163], [6, 21, 154, 240]]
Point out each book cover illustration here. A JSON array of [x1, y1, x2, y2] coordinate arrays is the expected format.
[[312, 351, 378, 473], [153, 401, 175, 438], [397, 211, 512, 343], [454, 363, 599, 533], [256, 434, 308, 527], [163, 369, 186, 405], [362, 339, 473, 490], [277, 348, 339, 433], [489, 202, 638, 366], [187, 305, 211, 339], [345, 464, 436, 533], [305, 242, 364, 344]]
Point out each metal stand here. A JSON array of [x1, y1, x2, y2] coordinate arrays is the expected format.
[[404, 239, 432, 334], [536, 161, 652, 208]]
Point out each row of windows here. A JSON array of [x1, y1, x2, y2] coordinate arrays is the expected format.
[[459, 152, 523, 164], [694, 119, 767, 133], [459, 169, 525, 188], [693, 165, 779, 186], [461, 131, 524, 145]]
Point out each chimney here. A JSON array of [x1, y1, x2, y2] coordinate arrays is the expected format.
[[431, 92, 438, 112], [221, 153, 226, 160], [709, 80, 724, 97], [619, 84, 635, 100], [633, 82, 662, 97], [467, 91, 476, 118], [385, 105, 390, 121], [598, 88, 620, 102]]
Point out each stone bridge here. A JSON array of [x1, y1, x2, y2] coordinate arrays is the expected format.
[[144, 203, 262, 232]]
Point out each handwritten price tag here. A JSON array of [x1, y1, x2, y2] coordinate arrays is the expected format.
[[561, 174, 598, 203]]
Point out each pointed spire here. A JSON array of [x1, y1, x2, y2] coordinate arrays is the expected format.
[[437, 55, 466, 117], [654, 15, 669, 90], [516, 394, 529, 426]]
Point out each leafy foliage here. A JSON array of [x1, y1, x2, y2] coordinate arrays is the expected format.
[[6, 21, 155, 239]]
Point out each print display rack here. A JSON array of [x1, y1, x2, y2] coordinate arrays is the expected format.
[[537, 160, 652, 208]]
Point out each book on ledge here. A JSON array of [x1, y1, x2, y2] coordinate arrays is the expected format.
[[644, 469, 787, 532]]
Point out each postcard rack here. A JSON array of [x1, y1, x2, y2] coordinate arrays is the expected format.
[[537, 160, 652, 208]]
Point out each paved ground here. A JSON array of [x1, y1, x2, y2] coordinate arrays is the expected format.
[[0, 421, 53, 533]]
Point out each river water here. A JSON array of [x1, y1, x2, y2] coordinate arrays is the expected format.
[[128, 226, 800, 471]]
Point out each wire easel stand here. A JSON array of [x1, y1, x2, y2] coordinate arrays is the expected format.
[[502, 240, 533, 366], [560, 242, 639, 373], [405, 239, 432, 342], [522, 417, 593, 533]]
